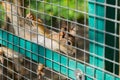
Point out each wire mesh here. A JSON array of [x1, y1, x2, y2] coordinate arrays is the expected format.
[[0, 0, 120, 80]]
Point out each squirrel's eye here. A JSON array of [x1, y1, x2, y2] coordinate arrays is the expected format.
[[67, 41, 72, 45]]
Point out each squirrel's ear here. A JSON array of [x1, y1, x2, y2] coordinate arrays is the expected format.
[[26, 13, 31, 18], [69, 23, 77, 36], [26, 12, 33, 17], [60, 18, 68, 31], [59, 32, 65, 38], [38, 18, 43, 23]]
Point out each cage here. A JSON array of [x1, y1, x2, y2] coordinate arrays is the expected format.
[[0, 0, 120, 80]]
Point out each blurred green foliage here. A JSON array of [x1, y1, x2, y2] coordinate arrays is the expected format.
[[0, 5, 5, 27], [0, 0, 88, 26], [27, 0, 88, 22]]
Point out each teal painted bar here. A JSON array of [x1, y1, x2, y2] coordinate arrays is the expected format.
[[46, 49, 52, 60], [61, 66, 67, 75], [88, 0, 120, 79], [96, 69, 104, 80], [61, 55, 68, 66], [89, 0, 119, 75], [53, 63, 60, 72], [0, 29, 120, 80], [86, 66, 94, 78], [0, 30, 2, 43], [105, 73, 114, 80], [46, 60, 52, 68], [69, 59, 76, 70], [89, 0, 105, 69], [68, 69, 75, 79], [53, 52, 60, 63], [77, 62, 85, 73]]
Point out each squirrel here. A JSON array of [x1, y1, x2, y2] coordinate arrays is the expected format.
[[0, 46, 28, 80], [26, 12, 76, 55], [26, 13, 75, 43]]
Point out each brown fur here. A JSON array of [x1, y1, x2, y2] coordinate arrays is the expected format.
[[37, 63, 44, 80], [26, 13, 52, 37], [0, 48, 4, 63], [0, 47, 28, 80], [26, 13, 76, 55], [26, 13, 75, 44]]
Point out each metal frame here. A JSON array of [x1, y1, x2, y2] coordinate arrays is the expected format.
[[0, 0, 120, 80]]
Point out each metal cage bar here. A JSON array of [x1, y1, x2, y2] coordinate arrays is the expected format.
[[0, 0, 120, 80]]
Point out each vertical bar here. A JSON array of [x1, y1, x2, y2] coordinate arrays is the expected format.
[[119, 0, 120, 76], [113, 0, 118, 75], [88, 0, 105, 68], [105, 0, 119, 75]]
